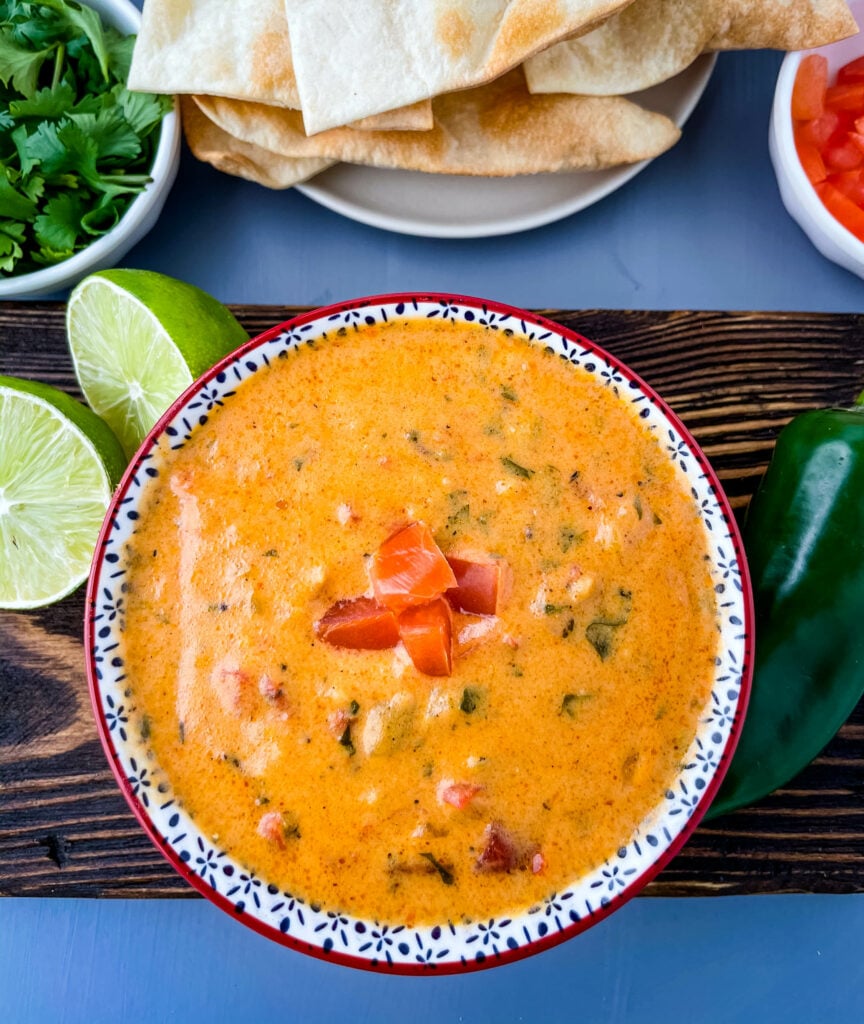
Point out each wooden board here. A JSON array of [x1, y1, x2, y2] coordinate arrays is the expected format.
[[2, 302, 864, 898]]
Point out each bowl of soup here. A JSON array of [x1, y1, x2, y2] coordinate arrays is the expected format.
[[86, 294, 753, 973]]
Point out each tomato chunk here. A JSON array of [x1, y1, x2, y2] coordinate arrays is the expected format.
[[257, 811, 285, 846], [792, 54, 828, 120], [826, 82, 864, 112], [817, 181, 864, 241], [797, 110, 840, 148], [397, 597, 453, 676], [830, 170, 864, 205], [476, 822, 520, 872], [795, 138, 827, 183], [823, 136, 864, 172], [437, 779, 484, 809], [315, 596, 399, 649], [370, 521, 457, 613], [445, 556, 504, 615], [838, 55, 864, 84]]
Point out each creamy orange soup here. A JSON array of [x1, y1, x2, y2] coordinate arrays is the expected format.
[[122, 318, 717, 925]]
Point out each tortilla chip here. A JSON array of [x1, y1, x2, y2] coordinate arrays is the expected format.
[[525, 0, 857, 97], [130, 0, 302, 107], [128, 0, 433, 131], [282, 0, 639, 134], [193, 69, 681, 176], [710, 0, 856, 50], [181, 97, 333, 189], [350, 101, 434, 132]]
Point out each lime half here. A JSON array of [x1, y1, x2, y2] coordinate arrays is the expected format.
[[67, 269, 248, 459], [0, 376, 126, 609]]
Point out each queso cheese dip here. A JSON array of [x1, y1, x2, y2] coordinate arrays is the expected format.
[[122, 317, 718, 925]]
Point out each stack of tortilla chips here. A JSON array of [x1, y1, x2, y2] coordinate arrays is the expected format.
[[129, 0, 856, 189]]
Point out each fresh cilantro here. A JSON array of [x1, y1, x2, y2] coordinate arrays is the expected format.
[[115, 86, 168, 135], [0, 169, 37, 218], [68, 107, 141, 162], [103, 27, 133, 80], [0, 0, 171, 277], [80, 194, 120, 234], [34, 190, 83, 248], [0, 35, 52, 96], [0, 220, 25, 270], [9, 82, 75, 117], [37, 0, 110, 79], [31, 239, 72, 265], [19, 171, 45, 202], [28, 120, 96, 177], [10, 124, 37, 174]]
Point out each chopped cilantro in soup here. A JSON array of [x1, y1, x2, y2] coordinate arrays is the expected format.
[[121, 318, 717, 925]]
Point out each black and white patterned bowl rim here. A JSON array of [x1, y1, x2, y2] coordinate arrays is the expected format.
[[87, 293, 753, 975]]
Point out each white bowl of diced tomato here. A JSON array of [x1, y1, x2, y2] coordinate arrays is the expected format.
[[770, 6, 864, 278]]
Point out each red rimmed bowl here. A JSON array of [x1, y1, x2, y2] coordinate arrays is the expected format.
[[86, 293, 753, 974]]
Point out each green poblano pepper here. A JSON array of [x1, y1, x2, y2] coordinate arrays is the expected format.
[[708, 405, 864, 818]]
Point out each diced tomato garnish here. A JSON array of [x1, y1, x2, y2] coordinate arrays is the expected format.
[[210, 657, 251, 714], [838, 55, 864, 84], [397, 597, 453, 676], [315, 596, 399, 649], [823, 137, 864, 171], [445, 556, 504, 615], [830, 170, 864, 205], [797, 110, 840, 148], [476, 821, 519, 872], [817, 181, 864, 241], [317, 522, 506, 674], [826, 82, 864, 112], [258, 674, 283, 700], [437, 779, 484, 809], [326, 708, 351, 738], [848, 132, 864, 156], [796, 139, 827, 183], [257, 811, 285, 846], [792, 54, 828, 120], [370, 521, 457, 613]]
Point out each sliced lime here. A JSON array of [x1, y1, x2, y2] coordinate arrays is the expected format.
[[0, 375, 126, 609], [67, 269, 248, 459]]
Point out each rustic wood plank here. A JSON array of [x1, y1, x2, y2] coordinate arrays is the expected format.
[[2, 302, 864, 898]]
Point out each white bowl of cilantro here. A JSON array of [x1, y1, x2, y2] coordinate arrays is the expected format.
[[0, 0, 180, 298]]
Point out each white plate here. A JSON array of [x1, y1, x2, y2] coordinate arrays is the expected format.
[[295, 54, 717, 238]]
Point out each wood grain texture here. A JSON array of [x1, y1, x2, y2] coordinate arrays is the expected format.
[[2, 302, 864, 898]]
